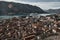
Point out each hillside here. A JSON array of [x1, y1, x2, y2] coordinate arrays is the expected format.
[[47, 9, 60, 13], [0, 1, 45, 15]]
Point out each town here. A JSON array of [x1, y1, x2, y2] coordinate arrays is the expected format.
[[0, 14, 60, 40]]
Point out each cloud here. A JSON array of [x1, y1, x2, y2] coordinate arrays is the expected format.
[[17, 0, 60, 2], [22, 2, 60, 10], [1, 0, 60, 2]]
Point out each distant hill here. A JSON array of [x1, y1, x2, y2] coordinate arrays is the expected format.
[[0, 1, 45, 15], [47, 9, 60, 13]]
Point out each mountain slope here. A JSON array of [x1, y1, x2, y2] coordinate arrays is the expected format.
[[0, 1, 45, 15], [47, 9, 60, 13]]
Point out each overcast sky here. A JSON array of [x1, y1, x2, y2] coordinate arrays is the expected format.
[[17, 0, 60, 2], [0, 0, 60, 10]]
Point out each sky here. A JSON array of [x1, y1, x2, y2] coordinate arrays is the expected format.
[[0, 0, 60, 10]]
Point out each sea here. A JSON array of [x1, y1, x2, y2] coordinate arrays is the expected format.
[[0, 13, 56, 19]]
